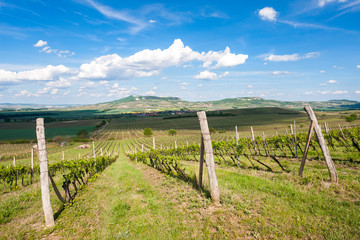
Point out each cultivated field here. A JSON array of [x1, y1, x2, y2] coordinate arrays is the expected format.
[[1, 108, 360, 239]]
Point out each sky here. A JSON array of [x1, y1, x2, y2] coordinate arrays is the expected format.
[[0, 0, 359, 104]]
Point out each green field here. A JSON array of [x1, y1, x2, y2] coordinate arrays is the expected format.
[[1, 107, 360, 239]]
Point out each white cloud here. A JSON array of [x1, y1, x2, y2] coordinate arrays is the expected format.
[[85, 0, 147, 34], [46, 78, 72, 88], [333, 90, 348, 94], [145, 90, 156, 95], [198, 84, 203, 87], [194, 70, 218, 80], [273, 71, 289, 75], [355, 91, 360, 94], [15, 90, 38, 97], [265, 52, 319, 62], [247, 85, 253, 88], [63, 90, 70, 96], [357, 65, 360, 69], [333, 65, 344, 69], [34, 40, 74, 58], [37, 87, 50, 94], [318, 0, 347, 7], [320, 70, 326, 73], [50, 88, 59, 95], [152, 86, 158, 90], [305, 90, 348, 95], [320, 79, 337, 86], [78, 39, 247, 80], [0, 65, 72, 83], [33, 40, 47, 47], [149, 19, 156, 23], [258, 7, 278, 22], [180, 82, 190, 85]]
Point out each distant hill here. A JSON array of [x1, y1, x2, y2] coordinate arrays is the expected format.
[[72, 95, 360, 113]]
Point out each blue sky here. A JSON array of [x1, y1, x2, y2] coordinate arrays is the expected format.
[[0, 0, 359, 104]]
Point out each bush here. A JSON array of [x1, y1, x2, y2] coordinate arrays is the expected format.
[[209, 127, 216, 134], [144, 128, 153, 137], [168, 129, 177, 136], [346, 116, 355, 122], [77, 129, 89, 138]]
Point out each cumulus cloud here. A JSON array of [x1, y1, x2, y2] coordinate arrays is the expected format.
[[258, 7, 278, 22], [0, 65, 72, 83], [273, 71, 289, 75], [33, 40, 48, 47], [15, 90, 38, 97], [355, 90, 360, 94], [194, 71, 217, 80], [34, 40, 75, 58], [78, 39, 247, 80], [320, 80, 337, 86], [145, 90, 156, 95], [333, 90, 348, 94], [265, 52, 319, 62]]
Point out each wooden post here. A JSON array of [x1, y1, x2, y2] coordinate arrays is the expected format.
[[199, 135, 205, 188], [186, 141, 189, 147], [262, 131, 266, 140], [299, 121, 315, 176], [62, 151, 64, 160], [286, 129, 288, 135], [92, 141, 96, 158], [294, 121, 297, 158], [290, 124, 294, 135], [235, 126, 239, 145], [13, 156, 16, 167], [250, 126, 255, 142], [31, 148, 34, 183], [78, 153, 81, 159], [175, 140, 177, 149], [153, 137, 155, 149], [101, 148, 103, 156], [36, 118, 55, 228], [197, 111, 220, 204], [304, 106, 338, 183], [141, 144, 144, 152]]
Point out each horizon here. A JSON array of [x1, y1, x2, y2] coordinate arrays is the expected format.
[[0, 0, 359, 104]]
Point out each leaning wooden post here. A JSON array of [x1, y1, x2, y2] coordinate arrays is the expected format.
[[199, 135, 205, 189], [250, 126, 255, 142], [31, 148, 34, 183], [299, 121, 315, 176], [304, 106, 338, 183], [235, 126, 239, 145], [197, 111, 220, 204], [36, 118, 55, 228]]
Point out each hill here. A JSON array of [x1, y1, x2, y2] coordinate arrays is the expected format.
[[74, 95, 360, 113]]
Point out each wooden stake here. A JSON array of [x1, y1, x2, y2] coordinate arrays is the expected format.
[[235, 126, 239, 145], [294, 121, 297, 158], [36, 118, 55, 228], [13, 156, 16, 167], [197, 111, 220, 204], [290, 124, 294, 135], [175, 140, 177, 149], [31, 148, 34, 183], [199, 135, 205, 188], [101, 148, 103, 156], [303, 106, 338, 183], [250, 126, 255, 142], [92, 141, 96, 158], [153, 137, 155, 149], [141, 144, 144, 152], [299, 121, 315, 176], [62, 151, 64, 160]]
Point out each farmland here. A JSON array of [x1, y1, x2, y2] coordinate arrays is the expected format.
[[1, 107, 360, 239]]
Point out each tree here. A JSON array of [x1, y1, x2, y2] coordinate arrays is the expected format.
[[77, 129, 89, 138], [144, 128, 153, 137], [168, 129, 177, 136]]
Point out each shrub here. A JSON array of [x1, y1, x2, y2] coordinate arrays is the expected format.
[[168, 129, 177, 136], [144, 128, 153, 137]]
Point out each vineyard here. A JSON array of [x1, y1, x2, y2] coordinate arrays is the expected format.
[[1, 108, 360, 239]]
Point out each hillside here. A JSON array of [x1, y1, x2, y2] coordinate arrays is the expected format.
[[74, 95, 360, 112]]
